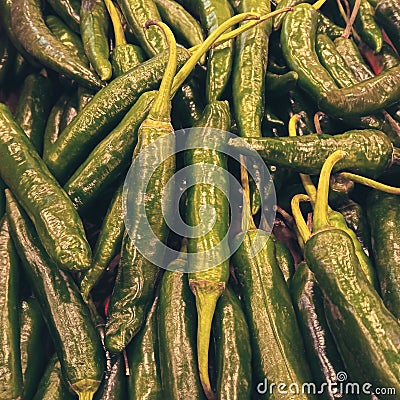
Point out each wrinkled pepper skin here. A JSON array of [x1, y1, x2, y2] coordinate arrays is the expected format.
[[0, 104, 92, 272], [367, 191, 400, 320], [305, 228, 400, 394], [0, 215, 22, 400]]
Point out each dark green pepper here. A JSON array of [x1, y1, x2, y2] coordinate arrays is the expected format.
[[375, 0, 400, 54], [46, 0, 81, 33]]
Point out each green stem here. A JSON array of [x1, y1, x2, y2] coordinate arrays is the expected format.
[[78, 392, 95, 400], [171, 12, 261, 96], [104, 0, 126, 47], [145, 21, 177, 121], [188, 8, 293, 54], [313, 151, 347, 231], [291, 194, 311, 246], [338, 172, 400, 195], [313, 0, 327, 10]]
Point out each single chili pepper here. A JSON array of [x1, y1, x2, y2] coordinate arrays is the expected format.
[[45, 15, 88, 64], [213, 286, 252, 400], [46, 0, 81, 33], [80, 184, 124, 301], [290, 262, 355, 400], [14, 73, 54, 155], [232, 197, 313, 399], [115, 0, 167, 57], [64, 12, 254, 207], [10, 0, 102, 90], [102, 0, 145, 78], [81, 0, 112, 81], [229, 129, 396, 178], [44, 46, 190, 183], [43, 94, 70, 160], [126, 291, 162, 400], [20, 297, 50, 400], [58, 91, 79, 133], [348, 0, 383, 53], [158, 252, 206, 400], [273, 0, 312, 29], [6, 190, 106, 400], [281, 3, 400, 118], [300, 151, 400, 394], [366, 191, 400, 319], [316, 12, 344, 39], [266, 71, 299, 95], [375, 0, 400, 54], [153, 0, 204, 49], [186, 101, 231, 400], [0, 36, 15, 87], [77, 87, 95, 111], [0, 104, 92, 271], [105, 21, 177, 353], [0, 215, 22, 400], [272, 235, 295, 282], [32, 355, 76, 400]]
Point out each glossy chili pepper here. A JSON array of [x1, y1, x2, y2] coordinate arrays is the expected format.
[[10, 0, 102, 89], [272, 235, 295, 283], [14, 73, 54, 155], [316, 12, 344, 39], [126, 291, 162, 400], [273, 0, 312, 29], [281, 3, 400, 118], [6, 191, 105, 400], [105, 21, 177, 353], [290, 262, 354, 400], [301, 152, 400, 394], [45, 15, 88, 64], [375, 0, 400, 54], [213, 286, 252, 400], [0, 104, 92, 271], [0, 215, 22, 400], [81, 0, 112, 81], [158, 253, 206, 400], [366, 191, 400, 319], [186, 101, 231, 400], [58, 92, 79, 133], [44, 46, 190, 183], [46, 0, 81, 33], [154, 0, 204, 49], [80, 184, 125, 301], [20, 297, 50, 400], [266, 71, 299, 95], [230, 129, 396, 178]]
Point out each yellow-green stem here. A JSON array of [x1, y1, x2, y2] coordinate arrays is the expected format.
[[104, 0, 126, 47], [313, 0, 327, 10], [146, 21, 177, 121], [291, 194, 311, 246], [313, 151, 347, 231], [78, 392, 95, 400], [338, 172, 400, 195], [171, 12, 261, 96]]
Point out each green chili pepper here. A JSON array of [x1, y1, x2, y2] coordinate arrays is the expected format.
[[154, 0, 204, 49], [14, 73, 54, 155], [0, 215, 22, 400], [375, 0, 400, 54], [81, 0, 112, 81], [266, 70, 299, 94], [105, 21, 177, 353], [6, 190, 105, 400], [46, 0, 81, 33], [32, 355, 75, 400], [44, 46, 190, 183], [77, 87, 96, 111], [378, 42, 400, 71], [126, 291, 162, 400], [229, 129, 395, 178], [10, 0, 102, 89], [316, 12, 344, 39], [0, 104, 92, 271], [366, 191, 400, 319], [185, 101, 231, 400], [213, 286, 252, 400], [45, 15, 88, 64], [59, 92, 79, 133], [158, 252, 206, 400], [20, 297, 50, 400], [273, 0, 312, 29], [272, 235, 295, 283], [301, 151, 400, 394], [281, 3, 400, 118], [80, 184, 125, 301], [290, 262, 355, 400], [115, 0, 168, 57]]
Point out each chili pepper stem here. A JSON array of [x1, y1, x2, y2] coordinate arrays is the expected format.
[[338, 172, 400, 194], [104, 0, 126, 47], [291, 194, 311, 245], [314, 151, 348, 231], [190, 280, 225, 400], [78, 392, 95, 400]]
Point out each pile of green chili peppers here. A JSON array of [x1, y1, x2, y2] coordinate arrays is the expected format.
[[0, 0, 400, 399]]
